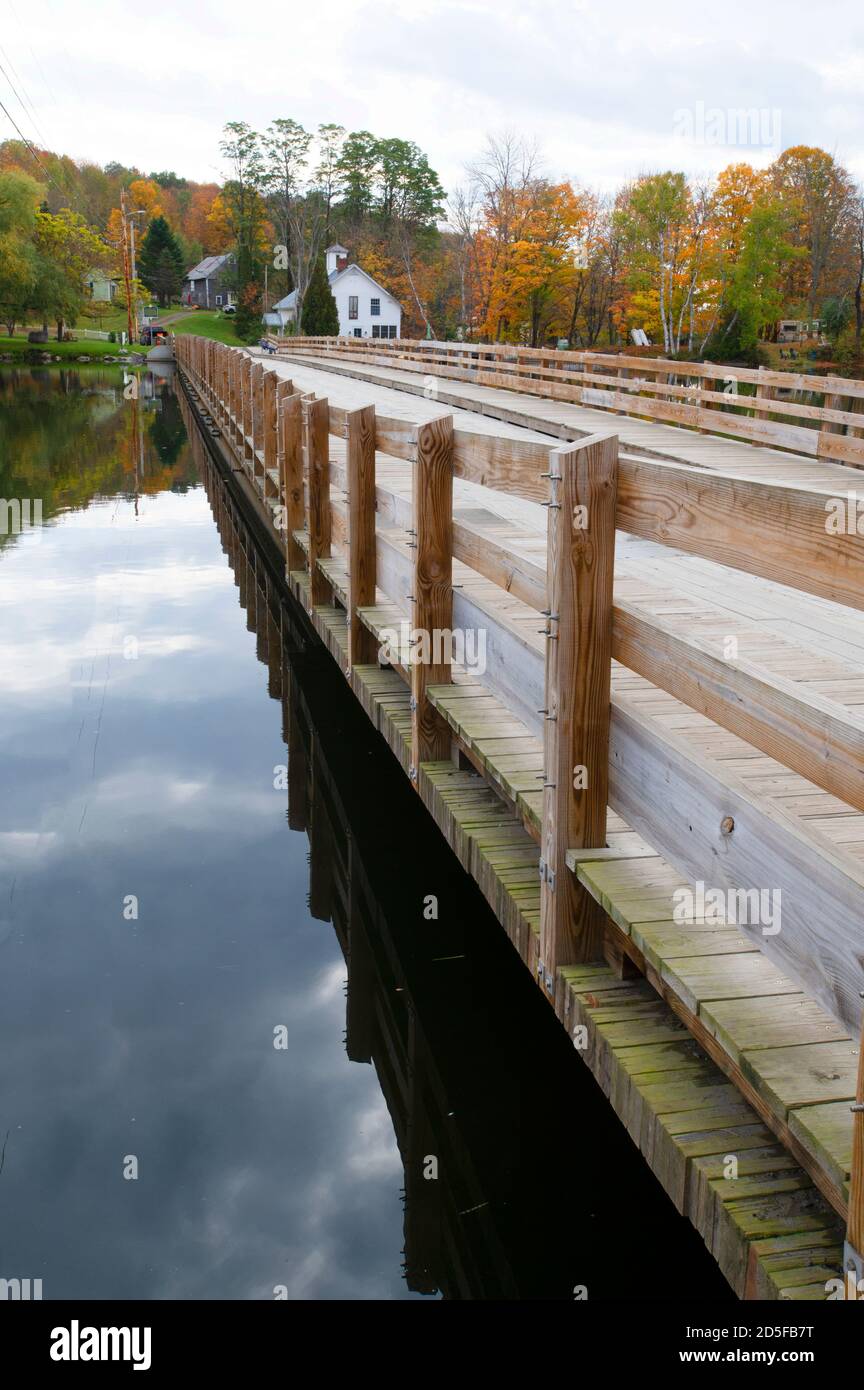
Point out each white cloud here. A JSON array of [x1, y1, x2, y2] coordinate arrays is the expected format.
[[1, 0, 861, 200]]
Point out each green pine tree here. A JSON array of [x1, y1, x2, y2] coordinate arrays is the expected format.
[[301, 255, 340, 335], [139, 215, 185, 307]]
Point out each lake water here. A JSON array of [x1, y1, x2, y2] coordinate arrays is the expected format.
[[0, 366, 730, 1301]]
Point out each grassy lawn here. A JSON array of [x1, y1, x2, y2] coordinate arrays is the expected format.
[[0, 334, 132, 360], [169, 311, 246, 345]]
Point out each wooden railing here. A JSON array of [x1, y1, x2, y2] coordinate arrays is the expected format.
[[176, 332, 864, 1258], [277, 334, 864, 467]]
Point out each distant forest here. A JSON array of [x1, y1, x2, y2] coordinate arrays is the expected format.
[[1, 128, 863, 362]]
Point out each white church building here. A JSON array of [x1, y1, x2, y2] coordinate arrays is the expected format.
[[266, 245, 402, 339]]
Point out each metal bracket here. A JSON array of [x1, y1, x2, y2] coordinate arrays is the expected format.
[[409, 696, 417, 712], [844, 1240, 864, 1296]]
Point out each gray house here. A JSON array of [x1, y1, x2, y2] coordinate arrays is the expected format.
[[183, 254, 235, 309]]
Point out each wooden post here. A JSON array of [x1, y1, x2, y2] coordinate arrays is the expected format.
[[220, 346, 229, 428], [263, 370, 278, 496], [274, 377, 291, 511], [539, 431, 617, 993], [846, 1013, 864, 1292], [410, 416, 454, 778], [252, 362, 265, 488], [345, 404, 378, 669], [241, 357, 253, 468], [226, 349, 236, 441], [279, 388, 305, 574], [306, 396, 332, 607], [232, 350, 242, 449]]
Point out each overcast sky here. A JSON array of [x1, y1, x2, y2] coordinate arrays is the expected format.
[[1, 0, 863, 204]]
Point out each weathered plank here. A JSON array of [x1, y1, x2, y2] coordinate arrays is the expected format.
[[306, 397, 332, 606], [345, 404, 379, 669], [613, 599, 864, 814], [540, 433, 617, 983], [617, 455, 864, 612], [410, 415, 454, 774], [280, 391, 305, 572]]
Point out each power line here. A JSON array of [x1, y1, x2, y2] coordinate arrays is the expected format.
[[0, 88, 82, 210], [5, 0, 59, 113], [0, 0, 86, 209], [0, 53, 54, 156]]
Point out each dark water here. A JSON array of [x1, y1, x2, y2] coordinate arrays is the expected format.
[[0, 367, 731, 1300]]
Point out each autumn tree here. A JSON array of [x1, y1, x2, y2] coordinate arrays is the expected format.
[[770, 147, 857, 322], [219, 121, 266, 339], [716, 196, 802, 355], [466, 132, 542, 338], [32, 207, 109, 339], [0, 169, 40, 334], [336, 131, 379, 224], [314, 123, 346, 238]]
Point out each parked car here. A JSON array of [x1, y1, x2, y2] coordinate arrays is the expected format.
[[221, 304, 236, 316]]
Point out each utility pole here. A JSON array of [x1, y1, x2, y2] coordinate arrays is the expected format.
[[119, 191, 145, 346], [120, 191, 134, 346], [129, 213, 139, 337]]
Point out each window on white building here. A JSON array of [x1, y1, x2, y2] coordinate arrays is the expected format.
[[372, 325, 381, 338], [371, 298, 380, 316], [353, 328, 362, 338], [348, 296, 358, 319], [388, 325, 398, 339]]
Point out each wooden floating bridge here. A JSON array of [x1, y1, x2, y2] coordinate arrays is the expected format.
[[175, 330, 864, 1301]]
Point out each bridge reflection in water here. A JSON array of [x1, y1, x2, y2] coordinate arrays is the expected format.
[[182, 391, 731, 1302]]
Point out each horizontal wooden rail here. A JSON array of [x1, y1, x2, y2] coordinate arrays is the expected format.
[[175, 336, 864, 1033], [281, 334, 864, 466], [323, 449, 864, 817], [286, 332, 864, 401]]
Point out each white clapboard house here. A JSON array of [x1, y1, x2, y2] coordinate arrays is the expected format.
[[266, 245, 402, 339]]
